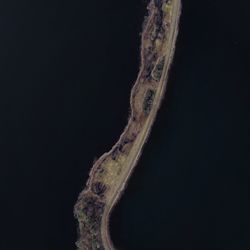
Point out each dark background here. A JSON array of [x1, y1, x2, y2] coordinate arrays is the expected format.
[[0, 0, 249, 250]]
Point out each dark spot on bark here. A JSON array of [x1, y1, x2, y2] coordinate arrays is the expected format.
[[143, 89, 156, 115], [152, 57, 165, 81], [91, 182, 107, 196]]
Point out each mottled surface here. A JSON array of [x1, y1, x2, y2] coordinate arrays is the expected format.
[[74, 0, 181, 249]]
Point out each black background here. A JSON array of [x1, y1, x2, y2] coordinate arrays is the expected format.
[[0, 0, 249, 249]]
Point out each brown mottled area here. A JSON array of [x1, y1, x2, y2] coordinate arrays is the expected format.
[[75, 194, 105, 250]]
